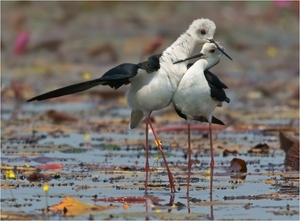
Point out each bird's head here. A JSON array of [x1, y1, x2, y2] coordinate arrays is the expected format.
[[198, 42, 225, 68], [173, 40, 232, 64], [187, 18, 216, 44]]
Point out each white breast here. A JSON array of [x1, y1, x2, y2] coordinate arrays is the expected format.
[[127, 60, 187, 112], [172, 60, 220, 120]]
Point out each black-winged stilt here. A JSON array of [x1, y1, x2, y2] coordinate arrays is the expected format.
[[27, 18, 218, 194], [172, 42, 230, 194]]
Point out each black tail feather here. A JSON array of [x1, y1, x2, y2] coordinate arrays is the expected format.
[[27, 79, 103, 102], [27, 63, 141, 102]]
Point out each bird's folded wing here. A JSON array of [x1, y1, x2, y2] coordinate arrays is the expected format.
[[204, 70, 228, 89], [138, 54, 161, 73]]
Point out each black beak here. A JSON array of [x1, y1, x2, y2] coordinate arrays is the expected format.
[[207, 39, 233, 61], [173, 53, 204, 64]]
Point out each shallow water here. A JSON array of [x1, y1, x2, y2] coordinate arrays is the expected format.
[[1, 128, 299, 220]]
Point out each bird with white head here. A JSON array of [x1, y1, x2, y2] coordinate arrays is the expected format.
[[27, 19, 221, 194], [172, 41, 230, 194]]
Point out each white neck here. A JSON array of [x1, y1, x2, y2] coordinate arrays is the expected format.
[[158, 30, 199, 90], [188, 59, 209, 75], [198, 59, 210, 70], [162, 30, 197, 62]]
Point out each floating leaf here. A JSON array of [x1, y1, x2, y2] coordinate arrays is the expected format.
[[97, 196, 163, 204], [228, 158, 247, 173], [248, 143, 269, 154], [228, 158, 248, 180], [32, 156, 52, 164], [36, 163, 62, 170], [27, 172, 51, 182], [43, 110, 78, 124], [49, 196, 118, 216], [279, 131, 299, 171]]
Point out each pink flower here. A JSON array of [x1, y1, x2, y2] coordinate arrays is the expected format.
[[273, 0, 292, 8], [13, 31, 30, 56]]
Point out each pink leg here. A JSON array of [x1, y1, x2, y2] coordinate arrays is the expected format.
[[144, 118, 150, 194], [210, 182, 214, 220], [187, 189, 191, 213], [187, 122, 192, 194], [147, 114, 176, 193], [209, 122, 214, 196]]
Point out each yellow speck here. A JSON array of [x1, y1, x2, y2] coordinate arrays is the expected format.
[[123, 202, 130, 210], [204, 170, 211, 180], [204, 170, 210, 175], [84, 133, 91, 140], [171, 204, 176, 208], [82, 72, 91, 81], [24, 163, 29, 168], [155, 140, 162, 146], [43, 184, 49, 192], [155, 209, 161, 213], [154, 156, 159, 162], [266, 47, 278, 58], [6, 170, 16, 179]]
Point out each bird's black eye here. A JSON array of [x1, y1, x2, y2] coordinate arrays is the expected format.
[[209, 49, 215, 53], [200, 29, 206, 35]]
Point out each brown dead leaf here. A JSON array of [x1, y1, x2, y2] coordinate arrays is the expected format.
[[27, 171, 51, 182], [41, 110, 78, 124], [279, 131, 299, 171], [49, 196, 118, 216], [248, 143, 269, 154], [228, 158, 247, 173]]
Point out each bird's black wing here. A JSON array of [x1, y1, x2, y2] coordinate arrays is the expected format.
[[208, 83, 230, 103], [173, 104, 225, 125], [204, 70, 230, 103], [204, 70, 228, 89], [186, 64, 230, 103], [173, 104, 187, 120], [138, 54, 162, 73], [187, 63, 228, 89], [100, 63, 140, 89], [27, 63, 140, 102]]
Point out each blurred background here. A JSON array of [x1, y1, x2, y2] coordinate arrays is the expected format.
[[1, 3, 299, 218], [1, 1, 299, 125]]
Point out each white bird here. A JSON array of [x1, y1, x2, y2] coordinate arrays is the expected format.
[[172, 42, 230, 194], [27, 18, 220, 194]]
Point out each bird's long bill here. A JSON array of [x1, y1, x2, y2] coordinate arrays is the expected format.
[[207, 39, 233, 61], [173, 53, 204, 64]]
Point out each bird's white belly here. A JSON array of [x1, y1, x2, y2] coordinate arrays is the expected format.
[[127, 72, 174, 112], [173, 78, 219, 119]]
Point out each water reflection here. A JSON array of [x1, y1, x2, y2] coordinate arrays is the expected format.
[[145, 194, 175, 220]]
